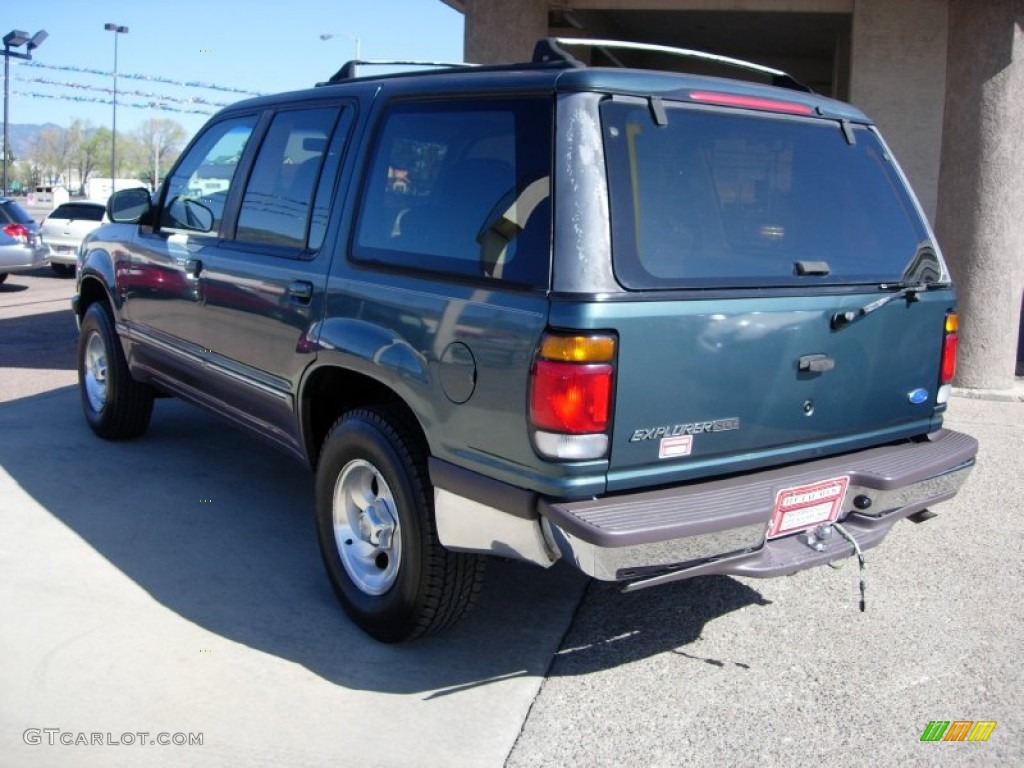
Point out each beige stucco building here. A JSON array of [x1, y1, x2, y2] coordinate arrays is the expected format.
[[443, 0, 1024, 390]]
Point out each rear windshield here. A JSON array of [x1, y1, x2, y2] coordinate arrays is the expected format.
[[0, 201, 35, 225], [602, 101, 931, 289], [51, 203, 104, 221]]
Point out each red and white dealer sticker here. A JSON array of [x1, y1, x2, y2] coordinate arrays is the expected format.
[[767, 476, 850, 538]]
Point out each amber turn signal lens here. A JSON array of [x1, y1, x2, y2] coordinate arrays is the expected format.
[[539, 334, 616, 362]]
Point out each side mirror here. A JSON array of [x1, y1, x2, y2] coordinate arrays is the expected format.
[[107, 187, 153, 224], [165, 196, 215, 233]]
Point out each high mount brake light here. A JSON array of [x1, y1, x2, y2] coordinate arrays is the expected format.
[[689, 91, 815, 115], [530, 333, 616, 460]]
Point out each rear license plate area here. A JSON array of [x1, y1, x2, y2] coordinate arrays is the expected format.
[[767, 476, 849, 538]]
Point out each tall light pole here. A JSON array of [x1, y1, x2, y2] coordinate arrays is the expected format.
[[319, 32, 361, 60], [2, 28, 47, 195], [104, 23, 128, 195]]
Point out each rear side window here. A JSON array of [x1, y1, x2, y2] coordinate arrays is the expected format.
[[602, 102, 930, 289], [235, 107, 340, 252], [353, 98, 552, 288]]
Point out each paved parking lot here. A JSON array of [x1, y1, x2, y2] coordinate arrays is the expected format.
[[1, 269, 1022, 767]]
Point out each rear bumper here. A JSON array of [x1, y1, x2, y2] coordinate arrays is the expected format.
[[539, 429, 976, 586]]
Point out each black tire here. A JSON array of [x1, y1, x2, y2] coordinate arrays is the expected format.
[[0, 273, 7, 285], [51, 263, 74, 277], [77, 302, 154, 439], [315, 406, 485, 642]]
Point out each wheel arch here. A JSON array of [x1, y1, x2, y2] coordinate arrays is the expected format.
[[300, 364, 428, 470]]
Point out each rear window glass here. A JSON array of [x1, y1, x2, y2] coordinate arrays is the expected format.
[[0, 201, 35, 225], [602, 101, 930, 289], [353, 98, 552, 288], [51, 204, 104, 221]]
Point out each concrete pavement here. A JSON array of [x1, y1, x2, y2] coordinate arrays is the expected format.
[[2, 269, 1022, 766]]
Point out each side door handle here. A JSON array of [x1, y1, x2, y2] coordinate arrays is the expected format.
[[288, 280, 314, 305], [185, 258, 203, 278]]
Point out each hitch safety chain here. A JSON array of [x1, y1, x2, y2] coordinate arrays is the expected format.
[[829, 522, 867, 612]]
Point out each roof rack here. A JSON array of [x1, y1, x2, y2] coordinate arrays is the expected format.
[[320, 59, 479, 86], [532, 37, 812, 93]]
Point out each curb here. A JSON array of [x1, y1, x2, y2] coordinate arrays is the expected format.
[[952, 381, 1024, 403]]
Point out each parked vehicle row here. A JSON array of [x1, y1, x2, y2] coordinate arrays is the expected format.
[[0, 197, 107, 283]]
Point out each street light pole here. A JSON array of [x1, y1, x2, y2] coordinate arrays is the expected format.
[[104, 23, 128, 196], [319, 32, 361, 60], [2, 29, 47, 196]]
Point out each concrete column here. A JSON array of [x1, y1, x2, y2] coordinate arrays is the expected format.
[[463, 0, 548, 65], [936, 0, 1024, 390], [849, 0, 948, 222]]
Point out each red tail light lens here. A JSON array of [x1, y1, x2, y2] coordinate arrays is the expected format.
[[3, 223, 29, 243], [530, 333, 616, 459], [531, 361, 612, 433], [940, 312, 959, 385]]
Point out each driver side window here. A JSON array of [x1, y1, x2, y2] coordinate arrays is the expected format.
[[160, 116, 257, 235]]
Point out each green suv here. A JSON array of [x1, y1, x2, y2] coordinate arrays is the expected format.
[[73, 39, 977, 641]]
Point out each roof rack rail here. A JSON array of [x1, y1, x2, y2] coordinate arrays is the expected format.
[[532, 37, 812, 93], [320, 59, 478, 86]]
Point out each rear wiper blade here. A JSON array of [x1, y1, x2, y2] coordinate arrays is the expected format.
[[830, 282, 931, 330]]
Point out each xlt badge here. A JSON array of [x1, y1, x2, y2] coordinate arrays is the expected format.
[[629, 417, 741, 443]]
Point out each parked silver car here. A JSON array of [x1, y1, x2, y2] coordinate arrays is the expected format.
[[40, 200, 107, 276], [0, 197, 48, 285]]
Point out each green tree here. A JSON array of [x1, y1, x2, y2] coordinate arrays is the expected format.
[[134, 119, 188, 187]]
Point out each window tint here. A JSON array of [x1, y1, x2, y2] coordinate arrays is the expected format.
[[0, 201, 35, 225], [160, 116, 257, 234], [602, 103, 929, 289], [52, 203, 104, 221], [353, 98, 552, 287], [235, 107, 340, 251]]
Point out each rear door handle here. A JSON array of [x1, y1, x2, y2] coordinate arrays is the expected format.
[[185, 258, 203, 278], [288, 280, 314, 304]]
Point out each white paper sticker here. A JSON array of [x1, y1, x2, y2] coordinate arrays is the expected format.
[[659, 435, 693, 459]]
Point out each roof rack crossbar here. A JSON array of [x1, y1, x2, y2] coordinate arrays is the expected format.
[[533, 37, 812, 93], [323, 59, 479, 85]]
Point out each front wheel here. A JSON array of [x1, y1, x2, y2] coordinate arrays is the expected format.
[[77, 303, 154, 439], [315, 407, 484, 642]]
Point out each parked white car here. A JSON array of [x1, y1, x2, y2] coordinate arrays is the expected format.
[[40, 201, 107, 276]]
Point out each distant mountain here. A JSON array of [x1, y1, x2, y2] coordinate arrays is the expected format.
[[2, 123, 65, 159]]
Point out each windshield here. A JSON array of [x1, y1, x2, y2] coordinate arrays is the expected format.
[[602, 101, 931, 289]]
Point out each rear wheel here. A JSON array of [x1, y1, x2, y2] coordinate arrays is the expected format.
[[77, 303, 154, 439], [51, 263, 74, 277], [0, 273, 7, 285], [315, 406, 485, 642]]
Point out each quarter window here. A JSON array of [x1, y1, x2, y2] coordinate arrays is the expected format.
[[353, 98, 552, 287]]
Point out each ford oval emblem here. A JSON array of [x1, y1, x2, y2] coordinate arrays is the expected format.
[[908, 388, 929, 404]]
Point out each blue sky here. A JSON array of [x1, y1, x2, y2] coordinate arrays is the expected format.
[[5, 0, 464, 136]]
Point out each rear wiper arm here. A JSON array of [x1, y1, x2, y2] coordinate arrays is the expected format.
[[830, 282, 930, 330]]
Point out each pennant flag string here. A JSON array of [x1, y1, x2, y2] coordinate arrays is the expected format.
[[14, 60, 265, 96]]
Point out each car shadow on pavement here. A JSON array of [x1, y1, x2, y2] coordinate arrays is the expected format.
[[0, 309, 78, 370], [1, 386, 768, 693]]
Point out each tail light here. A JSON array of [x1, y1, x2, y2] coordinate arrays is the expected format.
[[937, 311, 958, 403], [3, 223, 29, 243], [530, 332, 616, 460]]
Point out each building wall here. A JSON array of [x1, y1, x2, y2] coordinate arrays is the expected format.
[[849, 0, 948, 222], [461, 0, 548, 65]]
